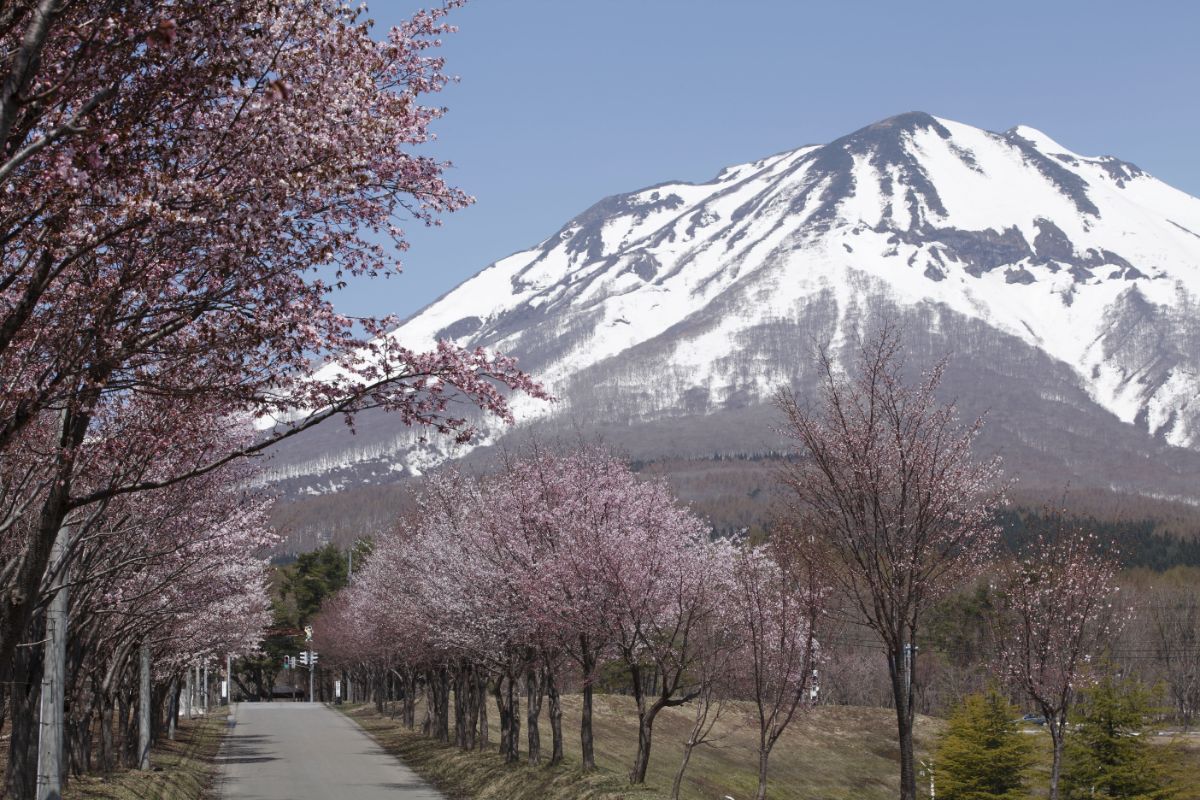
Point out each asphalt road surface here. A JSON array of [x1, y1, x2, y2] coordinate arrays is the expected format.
[[216, 703, 445, 799]]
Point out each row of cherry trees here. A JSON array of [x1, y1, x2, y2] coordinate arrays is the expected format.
[[1, 0, 542, 795], [315, 445, 826, 800], [314, 331, 1125, 800]]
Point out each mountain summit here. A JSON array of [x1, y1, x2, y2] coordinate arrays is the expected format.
[[269, 113, 1200, 503]]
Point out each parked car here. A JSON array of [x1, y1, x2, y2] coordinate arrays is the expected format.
[[1018, 713, 1047, 725]]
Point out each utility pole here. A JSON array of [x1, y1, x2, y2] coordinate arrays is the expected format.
[[138, 640, 151, 770], [903, 643, 915, 700], [225, 653, 233, 705], [203, 662, 209, 712], [345, 543, 352, 704], [305, 624, 314, 702], [35, 524, 70, 800]]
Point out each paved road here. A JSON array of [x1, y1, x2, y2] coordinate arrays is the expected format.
[[216, 703, 445, 799]]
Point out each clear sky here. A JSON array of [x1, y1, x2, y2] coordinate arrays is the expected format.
[[340, 0, 1200, 320]]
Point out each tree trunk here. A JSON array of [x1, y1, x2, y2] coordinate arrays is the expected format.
[[545, 665, 564, 766], [453, 666, 467, 749], [525, 658, 542, 766], [436, 667, 450, 743], [476, 670, 489, 750], [626, 653, 658, 785], [494, 678, 509, 756], [507, 673, 520, 764], [463, 664, 478, 751], [405, 671, 417, 730], [755, 745, 771, 800], [580, 644, 596, 770], [673, 691, 716, 800], [7, 637, 42, 800], [119, 689, 136, 767], [99, 690, 115, 772], [887, 648, 917, 800], [167, 675, 179, 741], [630, 710, 659, 784], [1048, 718, 1065, 800], [671, 741, 695, 800]]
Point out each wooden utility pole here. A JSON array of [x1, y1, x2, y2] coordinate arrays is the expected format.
[[138, 640, 151, 769], [35, 525, 70, 800]]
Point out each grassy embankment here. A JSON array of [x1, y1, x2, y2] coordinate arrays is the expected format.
[[343, 694, 944, 800], [62, 711, 228, 800]]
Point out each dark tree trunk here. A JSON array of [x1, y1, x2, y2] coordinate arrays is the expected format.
[[476, 670, 489, 750], [545, 663, 564, 767], [121, 686, 140, 767], [436, 667, 450, 743], [505, 670, 520, 764], [580, 641, 596, 771], [887, 647, 917, 800], [6, 638, 42, 800], [167, 675, 180, 740], [453, 666, 467, 749], [525, 656, 542, 766], [99, 689, 116, 772], [1048, 716, 1066, 800], [0, 408, 88, 691], [494, 678, 509, 756], [463, 667, 477, 751], [404, 671, 417, 730]]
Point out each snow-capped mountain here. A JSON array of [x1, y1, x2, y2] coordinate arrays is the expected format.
[[266, 112, 1200, 503]]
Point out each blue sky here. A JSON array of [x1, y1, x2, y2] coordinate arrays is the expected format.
[[340, 0, 1200, 320]]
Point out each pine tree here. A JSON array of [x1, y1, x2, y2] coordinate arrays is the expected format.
[[1061, 676, 1176, 800], [936, 687, 1034, 800]]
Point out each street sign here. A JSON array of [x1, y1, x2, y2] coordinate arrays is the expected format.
[[304, 625, 313, 642]]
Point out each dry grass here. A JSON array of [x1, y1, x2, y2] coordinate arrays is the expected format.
[[62, 711, 228, 800], [343, 695, 944, 800]]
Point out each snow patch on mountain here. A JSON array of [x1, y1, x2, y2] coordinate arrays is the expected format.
[[281, 112, 1200, 490]]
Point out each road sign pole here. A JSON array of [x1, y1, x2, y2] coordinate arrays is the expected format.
[[304, 624, 315, 703]]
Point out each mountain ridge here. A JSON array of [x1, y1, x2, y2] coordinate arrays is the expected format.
[[262, 111, 1200, 506]]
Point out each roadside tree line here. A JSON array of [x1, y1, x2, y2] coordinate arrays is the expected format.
[[0, 1, 540, 796], [315, 444, 825, 800], [316, 331, 1136, 800]]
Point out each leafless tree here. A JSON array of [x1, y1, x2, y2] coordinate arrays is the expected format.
[[775, 326, 1005, 800]]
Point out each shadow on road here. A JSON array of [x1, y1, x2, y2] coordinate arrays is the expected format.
[[217, 732, 279, 765]]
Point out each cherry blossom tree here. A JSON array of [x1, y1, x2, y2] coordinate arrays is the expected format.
[[731, 538, 826, 800], [775, 326, 1006, 800], [668, 563, 741, 800], [992, 512, 1122, 800], [314, 443, 733, 785], [0, 0, 545, 697], [5, 429, 276, 793]]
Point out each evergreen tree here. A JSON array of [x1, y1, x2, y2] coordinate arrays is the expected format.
[[936, 687, 1034, 800], [1062, 676, 1176, 800]]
